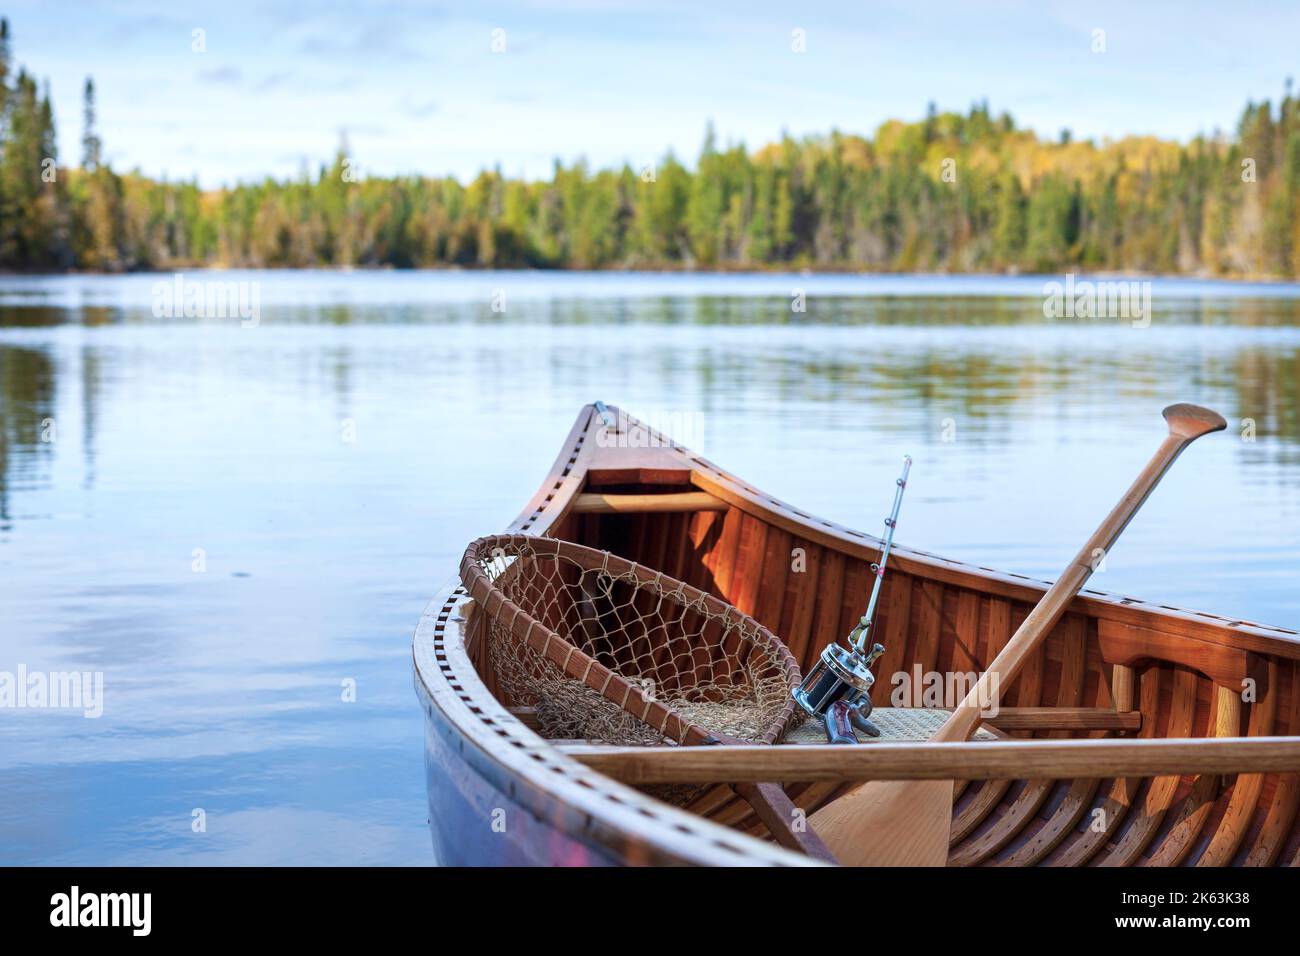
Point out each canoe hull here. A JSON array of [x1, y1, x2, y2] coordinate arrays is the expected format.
[[413, 404, 1300, 866]]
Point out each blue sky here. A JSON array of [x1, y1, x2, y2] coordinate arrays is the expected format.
[[5, 1, 1299, 187]]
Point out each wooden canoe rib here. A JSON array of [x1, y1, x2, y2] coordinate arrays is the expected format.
[[413, 404, 1300, 866]]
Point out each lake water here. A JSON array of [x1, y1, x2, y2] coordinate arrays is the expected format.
[[2, 270, 1299, 865]]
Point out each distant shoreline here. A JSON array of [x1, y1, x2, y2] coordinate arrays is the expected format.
[[3, 265, 1300, 287]]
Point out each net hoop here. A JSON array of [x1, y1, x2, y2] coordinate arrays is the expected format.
[[460, 533, 802, 747]]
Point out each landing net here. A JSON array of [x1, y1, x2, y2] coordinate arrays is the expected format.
[[460, 533, 801, 748]]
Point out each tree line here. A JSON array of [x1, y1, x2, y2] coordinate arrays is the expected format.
[[2, 18, 1299, 277]]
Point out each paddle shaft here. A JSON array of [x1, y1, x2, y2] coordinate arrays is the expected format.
[[934, 429, 1193, 743]]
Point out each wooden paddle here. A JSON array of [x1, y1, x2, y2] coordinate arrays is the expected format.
[[809, 403, 1228, 866]]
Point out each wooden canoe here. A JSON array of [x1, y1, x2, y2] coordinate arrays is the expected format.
[[412, 404, 1300, 866]]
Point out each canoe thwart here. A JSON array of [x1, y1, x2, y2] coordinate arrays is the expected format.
[[563, 736, 1300, 786], [571, 491, 729, 514], [981, 706, 1141, 732]]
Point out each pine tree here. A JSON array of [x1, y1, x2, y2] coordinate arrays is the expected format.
[[992, 172, 1026, 268], [686, 121, 725, 264]]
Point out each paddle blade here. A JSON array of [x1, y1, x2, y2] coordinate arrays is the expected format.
[[1162, 403, 1227, 439], [809, 779, 953, 866]]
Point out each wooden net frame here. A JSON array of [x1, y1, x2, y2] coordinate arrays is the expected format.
[[460, 533, 802, 747]]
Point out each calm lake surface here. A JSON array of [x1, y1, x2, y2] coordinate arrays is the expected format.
[[2, 270, 1299, 865]]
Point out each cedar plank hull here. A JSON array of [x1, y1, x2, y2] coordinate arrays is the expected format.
[[413, 405, 1300, 866], [419, 676, 618, 866]]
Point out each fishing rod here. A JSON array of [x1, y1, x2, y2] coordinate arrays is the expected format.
[[792, 455, 912, 744], [848, 454, 911, 656]]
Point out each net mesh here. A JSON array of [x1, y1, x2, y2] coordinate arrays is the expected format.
[[460, 533, 802, 749]]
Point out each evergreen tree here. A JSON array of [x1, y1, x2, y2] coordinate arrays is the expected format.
[[81, 77, 100, 171]]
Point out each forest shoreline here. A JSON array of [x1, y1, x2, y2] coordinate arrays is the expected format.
[[2, 263, 1298, 286], [5, 17, 1300, 280]]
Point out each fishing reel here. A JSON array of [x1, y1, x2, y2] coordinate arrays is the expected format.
[[792, 641, 885, 743]]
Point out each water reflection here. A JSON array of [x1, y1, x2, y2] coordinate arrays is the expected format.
[[5, 269, 1300, 328], [1, 273, 1298, 865], [0, 345, 56, 528]]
